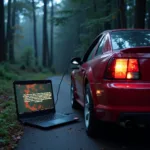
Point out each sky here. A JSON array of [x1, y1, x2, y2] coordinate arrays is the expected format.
[[37, 0, 62, 7], [4, 0, 62, 5], [4, 0, 62, 23]]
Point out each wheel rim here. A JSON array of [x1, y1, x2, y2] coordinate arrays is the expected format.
[[84, 92, 90, 129], [71, 84, 74, 105]]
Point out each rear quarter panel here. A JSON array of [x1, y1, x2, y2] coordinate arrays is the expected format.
[[85, 52, 113, 106], [90, 52, 113, 82]]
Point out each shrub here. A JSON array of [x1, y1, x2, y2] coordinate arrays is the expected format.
[[0, 63, 18, 81], [20, 47, 34, 67]]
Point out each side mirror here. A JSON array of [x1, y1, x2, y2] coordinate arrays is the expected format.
[[70, 57, 82, 65]]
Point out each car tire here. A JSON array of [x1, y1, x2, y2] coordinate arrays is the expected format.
[[84, 83, 98, 137], [70, 81, 80, 109]]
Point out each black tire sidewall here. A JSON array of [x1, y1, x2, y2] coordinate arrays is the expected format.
[[84, 84, 97, 136]]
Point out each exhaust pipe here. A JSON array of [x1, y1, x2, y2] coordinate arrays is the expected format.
[[120, 120, 133, 128], [125, 120, 133, 128]]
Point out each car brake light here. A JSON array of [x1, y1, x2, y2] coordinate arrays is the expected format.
[[128, 59, 139, 72], [105, 58, 140, 79], [114, 59, 128, 78]]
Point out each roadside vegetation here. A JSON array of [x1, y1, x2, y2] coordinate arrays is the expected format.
[[0, 62, 54, 149]]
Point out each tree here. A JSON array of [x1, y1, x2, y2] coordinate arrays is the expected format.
[[111, 0, 118, 29], [42, 0, 49, 67], [117, 0, 127, 28], [104, 0, 111, 30], [119, 0, 127, 28], [49, 0, 54, 68], [126, 0, 135, 28], [9, 0, 17, 63], [147, 0, 150, 28], [0, 0, 6, 62], [32, 0, 38, 66], [93, 0, 97, 12], [6, 0, 12, 61], [134, 0, 146, 28], [116, 0, 121, 28]]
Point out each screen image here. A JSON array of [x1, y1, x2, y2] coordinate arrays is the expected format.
[[15, 83, 54, 114]]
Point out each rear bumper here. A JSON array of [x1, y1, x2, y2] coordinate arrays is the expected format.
[[93, 82, 150, 123], [119, 113, 150, 124], [95, 105, 150, 123]]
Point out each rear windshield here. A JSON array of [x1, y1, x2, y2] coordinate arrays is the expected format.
[[111, 30, 150, 51]]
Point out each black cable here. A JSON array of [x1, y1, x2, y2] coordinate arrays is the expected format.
[[55, 61, 71, 105]]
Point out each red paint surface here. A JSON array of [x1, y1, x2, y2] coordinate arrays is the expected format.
[[71, 29, 150, 123]]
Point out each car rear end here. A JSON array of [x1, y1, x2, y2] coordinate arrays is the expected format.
[[95, 30, 150, 126]]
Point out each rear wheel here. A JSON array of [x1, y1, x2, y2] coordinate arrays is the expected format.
[[70, 81, 80, 109], [84, 83, 98, 137]]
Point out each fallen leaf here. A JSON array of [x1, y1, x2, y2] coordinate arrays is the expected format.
[[16, 136, 21, 140]]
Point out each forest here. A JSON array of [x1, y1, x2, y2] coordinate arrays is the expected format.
[[0, 0, 150, 149], [0, 0, 149, 72]]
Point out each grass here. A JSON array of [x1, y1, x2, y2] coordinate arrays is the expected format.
[[0, 63, 54, 149]]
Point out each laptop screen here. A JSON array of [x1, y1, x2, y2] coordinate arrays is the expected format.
[[15, 82, 54, 115]]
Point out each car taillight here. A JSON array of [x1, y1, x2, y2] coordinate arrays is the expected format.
[[105, 58, 140, 79]]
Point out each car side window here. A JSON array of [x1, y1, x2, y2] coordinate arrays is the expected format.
[[87, 45, 97, 61], [83, 35, 103, 62], [95, 36, 107, 56]]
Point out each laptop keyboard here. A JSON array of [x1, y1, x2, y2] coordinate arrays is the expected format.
[[28, 114, 63, 123]]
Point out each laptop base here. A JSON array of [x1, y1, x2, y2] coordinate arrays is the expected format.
[[21, 114, 79, 129]]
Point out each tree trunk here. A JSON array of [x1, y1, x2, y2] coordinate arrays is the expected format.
[[9, 0, 16, 63], [42, 0, 49, 67], [15, 12, 20, 26], [147, 1, 150, 29], [119, 0, 127, 28], [127, 0, 135, 28], [148, 13, 150, 29], [111, 0, 117, 29], [134, 0, 146, 28], [6, 0, 12, 61], [0, 0, 6, 62], [117, 0, 121, 28], [104, 0, 111, 30], [49, 0, 54, 68], [117, 0, 127, 28], [32, 0, 38, 66], [93, 0, 97, 12], [92, 0, 100, 35]]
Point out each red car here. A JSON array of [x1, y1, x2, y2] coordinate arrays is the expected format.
[[70, 29, 150, 136]]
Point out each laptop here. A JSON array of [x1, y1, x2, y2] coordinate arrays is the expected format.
[[13, 80, 79, 129]]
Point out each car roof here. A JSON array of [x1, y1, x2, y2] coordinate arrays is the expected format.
[[101, 28, 150, 35], [92, 28, 150, 47]]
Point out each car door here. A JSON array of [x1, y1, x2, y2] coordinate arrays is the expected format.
[[74, 35, 104, 103]]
